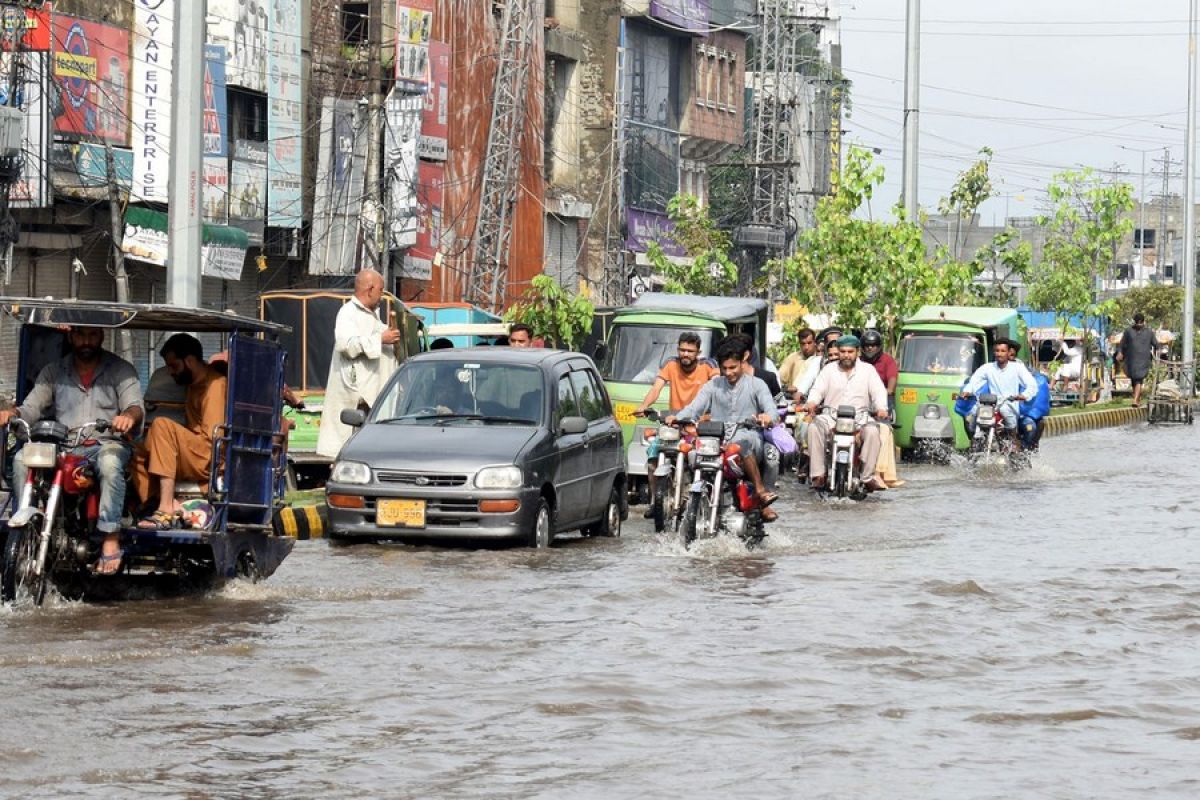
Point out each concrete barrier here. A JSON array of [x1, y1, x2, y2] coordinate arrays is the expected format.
[[1042, 405, 1147, 437], [273, 503, 328, 540]]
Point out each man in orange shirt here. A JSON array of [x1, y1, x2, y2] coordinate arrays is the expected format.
[[633, 332, 717, 415], [633, 332, 717, 517]]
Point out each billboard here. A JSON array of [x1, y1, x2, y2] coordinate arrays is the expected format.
[[385, 89, 421, 251], [210, 0, 267, 93], [131, 0, 172, 202], [1, 3, 52, 52], [230, 139, 267, 245], [3, 52, 50, 208], [202, 44, 229, 224], [625, 208, 684, 258], [308, 97, 367, 276], [267, 0, 303, 227], [395, 0, 434, 92], [402, 160, 443, 280], [122, 206, 249, 280], [52, 14, 130, 144], [417, 40, 448, 161]]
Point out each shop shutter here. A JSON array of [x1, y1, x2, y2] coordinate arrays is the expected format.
[[544, 214, 579, 292]]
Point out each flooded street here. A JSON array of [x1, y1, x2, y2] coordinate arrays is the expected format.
[[3, 423, 1199, 798]]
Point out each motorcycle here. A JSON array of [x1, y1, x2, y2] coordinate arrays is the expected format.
[[2, 418, 115, 606], [783, 400, 810, 482], [969, 393, 1029, 471], [677, 419, 768, 550], [820, 405, 868, 500], [640, 409, 690, 533]]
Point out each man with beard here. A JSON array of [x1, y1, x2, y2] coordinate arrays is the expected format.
[[802, 335, 891, 492], [0, 326, 143, 574], [131, 334, 227, 530]]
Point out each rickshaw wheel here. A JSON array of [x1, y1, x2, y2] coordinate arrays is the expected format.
[[235, 549, 262, 582]]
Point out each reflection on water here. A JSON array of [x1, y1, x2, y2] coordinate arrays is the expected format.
[[2, 424, 1200, 797]]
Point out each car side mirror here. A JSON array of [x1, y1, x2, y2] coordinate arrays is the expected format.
[[559, 415, 588, 436], [340, 408, 366, 428]]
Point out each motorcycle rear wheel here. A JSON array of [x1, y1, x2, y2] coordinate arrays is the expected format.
[[651, 476, 668, 533], [2, 524, 48, 606], [833, 463, 849, 498]]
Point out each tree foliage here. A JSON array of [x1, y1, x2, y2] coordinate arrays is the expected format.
[[966, 228, 1034, 306], [645, 194, 738, 296], [504, 274, 595, 350], [1112, 284, 1185, 332]]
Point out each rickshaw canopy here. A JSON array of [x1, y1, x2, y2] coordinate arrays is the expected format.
[[0, 298, 290, 335]]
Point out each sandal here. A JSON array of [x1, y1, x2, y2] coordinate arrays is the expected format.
[[136, 510, 178, 531], [756, 491, 779, 508], [93, 550, 124, 576]]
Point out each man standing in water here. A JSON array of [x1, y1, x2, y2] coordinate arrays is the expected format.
[[317, 269, 401, 457], [1117, 313, 1155, 408]]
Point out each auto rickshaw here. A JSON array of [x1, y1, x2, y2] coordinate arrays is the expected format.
[[0, 298, 294, 604]]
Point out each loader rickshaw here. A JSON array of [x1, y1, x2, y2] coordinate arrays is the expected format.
[[0, 298, 294, 605]]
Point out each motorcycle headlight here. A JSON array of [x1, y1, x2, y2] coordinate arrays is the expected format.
[[330, 460, 371, 485], [697, 437, 721, 457], [657, 426, 680, 443], [20, 442, 56, 469], [475, 465, 523, 489], [835, 418, 856, 435]]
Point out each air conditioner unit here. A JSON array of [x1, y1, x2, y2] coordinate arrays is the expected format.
[[0, 106, 22, 157]]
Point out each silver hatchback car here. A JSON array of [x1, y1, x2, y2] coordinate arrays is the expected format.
[[326, 348, 627, 547]]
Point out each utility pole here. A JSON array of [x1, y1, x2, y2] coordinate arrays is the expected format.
[[1152, 147, 1182, 276], [1183, 0, 1197, 374], [167, 0, 205, 308], [105, 144, 133, 362], [1119, 145, 1157, 281], [901, 0, 920, 220]]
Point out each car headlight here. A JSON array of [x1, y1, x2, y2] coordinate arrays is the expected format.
[[475, 465, 523, 489], [835, 418, 856, 434], [330, 460, 371, 485], [697, 437, 721, 457]]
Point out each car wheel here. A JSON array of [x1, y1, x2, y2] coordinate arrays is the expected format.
[[585, 485, 623, 538], [527, 498, 553, 549]]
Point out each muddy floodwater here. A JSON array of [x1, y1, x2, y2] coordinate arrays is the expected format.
[[2, 423, 1199, 798]]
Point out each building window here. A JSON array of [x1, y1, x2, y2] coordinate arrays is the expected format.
[[229, 88, 267, 142], [625, 23, 681, 128], [342, 1, 369, 46], [1135, 228, 1156, 249]]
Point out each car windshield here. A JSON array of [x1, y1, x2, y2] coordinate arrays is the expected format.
[[602, 325, 715, 384], [372, 361, 544, 425], [900, 333, 984, 376]]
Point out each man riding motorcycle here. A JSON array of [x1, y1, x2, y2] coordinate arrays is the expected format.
[[800, 334, 890, 492], [667, 338, 779, 523], [959, 338, 1039, 448], [0, 326, 144, 574]]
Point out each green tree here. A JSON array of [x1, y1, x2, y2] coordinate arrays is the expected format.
[[1112, 284, 1184, 332], [504, 274, 595, 350], [937, 147, 994, 261], [1026, 168, 1135, 404], [645, 194, 738, 296], [967, 228, 1034, 306]]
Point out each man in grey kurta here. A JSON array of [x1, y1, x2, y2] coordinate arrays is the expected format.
[[668, 338, 780, 521], [1118, 313, 1155, 407]]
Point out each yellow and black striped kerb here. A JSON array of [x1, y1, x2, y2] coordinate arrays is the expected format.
[[1043, 406, 1147, 437], [273, 504, 328, 540]]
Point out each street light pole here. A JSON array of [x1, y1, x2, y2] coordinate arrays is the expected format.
[[901, 0, 920, 221], [1184, 0, 1197, 373], [1118, 144, 1155, 282]]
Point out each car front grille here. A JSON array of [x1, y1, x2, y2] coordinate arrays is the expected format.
[[375, 470, 468, 487]]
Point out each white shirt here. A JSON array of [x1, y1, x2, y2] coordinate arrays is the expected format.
[[316, 297, 398, 457]]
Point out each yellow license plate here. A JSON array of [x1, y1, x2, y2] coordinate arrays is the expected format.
[[614, 402, 638, 424], [899, 388, 918, 404], [376, 499, 426, 528]]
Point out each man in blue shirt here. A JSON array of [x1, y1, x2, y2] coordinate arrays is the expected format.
[[960, 338, 1040, 444]]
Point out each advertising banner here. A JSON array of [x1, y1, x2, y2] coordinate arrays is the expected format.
[[267, 0, 303, 227], [122, 206, 249, 280], [648, 0, 710, 33], [230, 139, 267, 245], [4, 51, 49, 208], [402, 160, 443, 281], [209, 0, 267, 93], [52, 14, 130, 144], [385, 89, 421, 251], [202, 44, 229, 223], [53, 141, 132, 192], [132, 0, 172, 202], [308, 97, 367, 276], [417, 40, 448, 161], [395, 0, 434, 92], [1, 3, 52, 52], [625, 208, 684, 258]]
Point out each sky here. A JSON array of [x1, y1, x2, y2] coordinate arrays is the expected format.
[[837, 0, 1192, 226]]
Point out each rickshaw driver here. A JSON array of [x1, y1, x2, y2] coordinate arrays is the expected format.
[[131, 334, 227, 531], [0, 326, 144, 575]]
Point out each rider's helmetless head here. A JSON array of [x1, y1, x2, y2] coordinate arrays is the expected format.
[[354, 268, 385, 310], [993, 340, 1012, 365], [834, 334, 860, 370], [69, 326, 104, 361], [799, 329, 817, 357]]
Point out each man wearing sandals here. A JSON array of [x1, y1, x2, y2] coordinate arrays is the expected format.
[[0, 326, 143, 575], [130, 334, 226, 531]]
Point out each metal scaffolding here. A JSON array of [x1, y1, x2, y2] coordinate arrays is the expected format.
[[467, 0, 536, 311]]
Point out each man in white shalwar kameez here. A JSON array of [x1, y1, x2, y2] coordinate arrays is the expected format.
[[316, 269, 400, 457]]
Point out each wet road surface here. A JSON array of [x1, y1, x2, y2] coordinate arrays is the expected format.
[[2, 423, 1199, 798]]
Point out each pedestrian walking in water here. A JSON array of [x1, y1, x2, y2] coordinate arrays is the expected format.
[[1117, 313, 1155, 408]]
